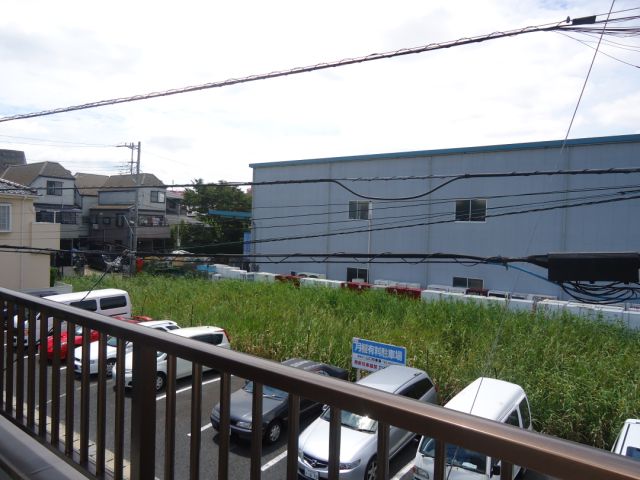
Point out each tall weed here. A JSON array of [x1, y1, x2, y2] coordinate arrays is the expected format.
[[68, 275, 640, 449]]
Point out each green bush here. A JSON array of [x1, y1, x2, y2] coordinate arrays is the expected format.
[[68, 274, 640, 449]]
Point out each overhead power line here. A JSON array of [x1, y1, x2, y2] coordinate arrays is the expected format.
[[176, 191, 640, 251], [3, 12, 637, 123], [2, 166, 640, 196]]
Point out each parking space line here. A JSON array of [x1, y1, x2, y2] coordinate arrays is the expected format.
[[261, 450, 288, 471], [187, 423, 213, 437], [391, 459, 414, 480], [156, 376, 221, 402]]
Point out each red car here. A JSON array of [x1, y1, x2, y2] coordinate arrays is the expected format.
[[42, 315, 152, 360], [43, 325, 100, 360]]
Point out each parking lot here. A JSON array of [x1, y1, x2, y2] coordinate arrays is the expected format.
[[13, 352, 553, 480]]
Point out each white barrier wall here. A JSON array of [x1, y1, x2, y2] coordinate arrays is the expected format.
[[206, 269, 640, 330]]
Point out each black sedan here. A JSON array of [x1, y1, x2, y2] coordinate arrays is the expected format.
[[210, 358, 348, 444]]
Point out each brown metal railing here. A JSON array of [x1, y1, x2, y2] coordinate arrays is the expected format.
[[1, 287, 639, 480]]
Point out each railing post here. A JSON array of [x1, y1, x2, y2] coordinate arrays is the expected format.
[[286, 393, 300, 480], [189, 363, 202, 480], [377, 422, 390, 480], [164, 354, 177, 480], [26, 307, 36, 429], [130, 342, 157, 480], [250, 382, 263, 480], [501, 460, 514, 480], [434, 439, 445, 480], [328, 407, 341, 480], [218, 372, 231, 480], [114, 338, 126, 480]]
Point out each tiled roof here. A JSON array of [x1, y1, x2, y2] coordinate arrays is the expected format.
[[0, 178, 36, 197], [1, 161, 74, 186], [75, 173, 109, 196], [101, 173, 165, 188]]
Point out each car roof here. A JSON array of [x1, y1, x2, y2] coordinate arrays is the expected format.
[[614, 419, 640, 455], [445, 377, 526, 420], [44, 289, 128, 302], [170, 325, 225, 338], [282, 358, 348, 377], [357, 365, 429, 394], [138, 320, 179, 328]]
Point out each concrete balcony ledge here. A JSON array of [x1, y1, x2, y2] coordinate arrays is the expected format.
[[0, 416, 89, 480]]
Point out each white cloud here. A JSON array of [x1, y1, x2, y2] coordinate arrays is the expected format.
[[0, 0, 638, 184]]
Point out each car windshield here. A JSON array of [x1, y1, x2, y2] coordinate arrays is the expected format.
[[321, 408, 377, 433], [243, 381, 287, 399], [419, 437, 487, 474]]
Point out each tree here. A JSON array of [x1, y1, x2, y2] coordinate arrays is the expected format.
[[176, 179, 251, 254]]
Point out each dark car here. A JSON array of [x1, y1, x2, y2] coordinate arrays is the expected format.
[[210, 358, 348, 444]]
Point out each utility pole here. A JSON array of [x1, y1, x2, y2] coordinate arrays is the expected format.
[[132, 141, 141, 275], [117, 141, 141, 275]]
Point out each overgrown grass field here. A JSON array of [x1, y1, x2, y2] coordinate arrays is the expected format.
[[69, 274, 640, 450]]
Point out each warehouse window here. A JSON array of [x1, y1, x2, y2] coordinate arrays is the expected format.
[[348, 201, 370, 220], [0, 204, 10, 232], [347, 267, 369, 283], [455, 199, 486, 222], [453, 276, 484, 290]]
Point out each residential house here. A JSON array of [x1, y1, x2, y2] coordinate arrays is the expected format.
[[250, 134, 640, 299], [74, 172, 109, 239], [0, 178, 60, 290], [87, 173, 171, 252], [1, 161, 81, 252]]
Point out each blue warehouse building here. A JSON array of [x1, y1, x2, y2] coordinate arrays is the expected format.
[[249, 134, 640, 299]]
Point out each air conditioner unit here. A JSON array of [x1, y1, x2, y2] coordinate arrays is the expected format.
[[92, 224, 99, 230]]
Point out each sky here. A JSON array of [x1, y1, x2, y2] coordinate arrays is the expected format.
[[0, 0, 638, 187]]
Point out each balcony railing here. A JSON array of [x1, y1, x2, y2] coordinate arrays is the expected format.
[[0, 286, 639, 480]]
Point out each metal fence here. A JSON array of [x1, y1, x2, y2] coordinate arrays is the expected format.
[[1, 287, 639, 480]]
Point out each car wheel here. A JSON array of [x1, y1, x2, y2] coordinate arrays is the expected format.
[[364, 457, 377, 480], [155, 372, 167, 392], [106, 359, 116, 377], [265, 419, 283, 444]]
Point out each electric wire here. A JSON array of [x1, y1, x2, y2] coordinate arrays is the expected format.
[[560, 0, 616, 150], [557, 32, 640, 68], [3, 12, 639, 124], [6, 184, 638, 241], [172, 191, 640, 251], [3, 166, 640, 199]]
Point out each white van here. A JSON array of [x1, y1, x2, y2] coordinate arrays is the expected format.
[[413, 377, 531, 480], [611, 419, 640, 460], [43, 289, 132, 318], [13, 289, 132, 344]]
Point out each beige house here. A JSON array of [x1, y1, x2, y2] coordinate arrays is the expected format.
[[0, 178, 60, 291]]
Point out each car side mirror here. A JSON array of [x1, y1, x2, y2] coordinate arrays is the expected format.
[[491, 464, 501, 477], [322, 404, 329, 411]]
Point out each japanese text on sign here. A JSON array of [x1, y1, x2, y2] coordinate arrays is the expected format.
[[351, 337, 406, 372]]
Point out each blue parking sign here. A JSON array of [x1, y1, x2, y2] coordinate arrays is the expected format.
[[351, 338, 406, 372]]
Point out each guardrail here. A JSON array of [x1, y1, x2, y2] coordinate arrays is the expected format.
[[1, 287, 639, 480]]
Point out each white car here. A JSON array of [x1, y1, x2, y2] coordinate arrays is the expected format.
[[413, 377, 531, 480], [298, 365, 438, 480], [612, 419, 640, 460], [74, 320, 180, 376], [113, 325, 231, 391]]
